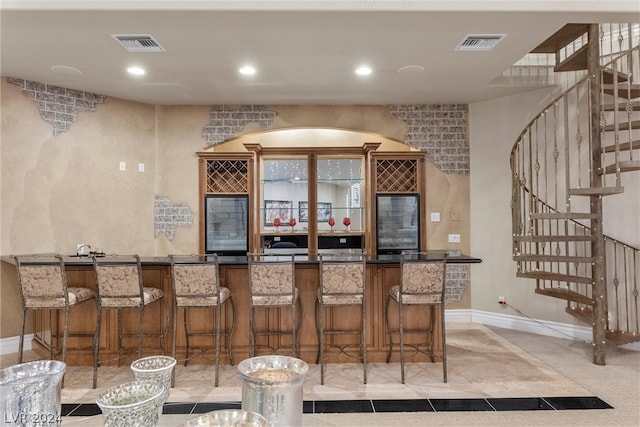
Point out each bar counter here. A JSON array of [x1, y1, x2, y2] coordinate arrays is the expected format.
[[2, 254, 481, 366]]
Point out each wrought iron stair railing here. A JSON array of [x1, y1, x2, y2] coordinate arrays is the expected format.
[[510, 23, 640, 358]]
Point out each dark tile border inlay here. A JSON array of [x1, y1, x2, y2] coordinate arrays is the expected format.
[[63, 396, 613, 416], [544, 396, 613, 410], [61, 403, 81, 416], [430, 398, 494, 412], [64, 403, 101, 416], [192, 402, 241, 414], [314, 399, 374, 413], [162, 403, 196, 415], [372, 399, 433, 412], [487, 397, 554, 411]]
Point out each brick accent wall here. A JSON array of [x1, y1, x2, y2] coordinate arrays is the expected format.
[[390, 104, 469, 176], [154, 196, 194, 241], [446, 264, 470, 303], [7, 77, 108, 136], [202, 105, 277, 145]]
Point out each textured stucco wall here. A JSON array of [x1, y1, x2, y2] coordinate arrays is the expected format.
[[1, 78, 472, 338]]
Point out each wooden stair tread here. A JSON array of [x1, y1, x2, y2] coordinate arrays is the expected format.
[[602, 120, 640, 132], [605, 330, 640, 346], [529, 212, 598, 220], [514, 254, 592, 263], [554, 45, 588, 72], [518, 271, 593, 284], [602, 69, 630, 84], [513, 235, 594, 242], [602, 139, 640, 152], [531, 24, 589, 53], [535, 287, 594, 305], [602, 100, 640, 111], [603, 160, 640, 174], [602, 84, 640, 99], [565, 306, 593, 323], [566, 308, 640, 345], [568, 187, 624, 196]]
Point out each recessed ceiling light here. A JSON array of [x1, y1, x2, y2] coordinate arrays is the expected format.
[[355, 66, 372, 76], [239, 66, 257, 76], [127, 66, 146, 76]]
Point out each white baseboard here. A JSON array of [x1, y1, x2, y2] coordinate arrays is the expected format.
[[0, 334, 33, 356], [0, 311, 593, 356], [446, 309, 593, 342]]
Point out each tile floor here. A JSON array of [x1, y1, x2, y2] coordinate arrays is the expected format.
[[3, 323, 638, 426]]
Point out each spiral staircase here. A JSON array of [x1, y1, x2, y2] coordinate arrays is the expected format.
[[510, 23, 640, 365]]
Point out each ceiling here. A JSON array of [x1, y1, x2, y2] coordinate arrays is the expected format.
[[1, 1, 638, 106]]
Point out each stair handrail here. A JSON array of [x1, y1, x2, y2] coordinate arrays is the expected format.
[[511, 23, 640, 351]]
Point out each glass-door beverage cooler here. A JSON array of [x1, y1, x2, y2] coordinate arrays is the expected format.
[[205, 195, 249, 255], [376, 194, 420, 255]]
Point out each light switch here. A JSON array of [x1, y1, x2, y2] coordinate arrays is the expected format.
[[431, 212, 441, 222], [119, 161, 126, 171], [138, 163, 145, 172]]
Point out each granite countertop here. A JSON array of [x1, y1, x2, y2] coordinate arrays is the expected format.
[[2, 253, 482, 266]]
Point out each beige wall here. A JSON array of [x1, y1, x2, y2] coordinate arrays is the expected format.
[[1, 80, 471, 338], [1, 79, 157, 256], [1, 79, 157, 338]]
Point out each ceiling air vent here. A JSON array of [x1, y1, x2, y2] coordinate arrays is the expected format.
[[111, 34, 165, 52], [455, 34, 506, 52]]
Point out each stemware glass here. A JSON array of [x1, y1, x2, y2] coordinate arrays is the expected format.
[[289, 217, 297, 232], [328, 217, 335, 232], [342, 217, 351, 232]]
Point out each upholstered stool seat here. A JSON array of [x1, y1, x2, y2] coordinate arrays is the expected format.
[[170, 254, 235, 387], [13, 254, 98, 387], [247, 253, 300, 358], [316, 252, 367, 385], [385, 251, 448, 384], [93, 254, 168, 389]]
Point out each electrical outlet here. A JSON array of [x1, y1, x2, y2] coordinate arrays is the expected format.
[[430, 212, 441, 222], [448, 233, 461, 243], [138, 163, 145, 172], [119, 161, 126, 171], [498, 296, 506, 305]]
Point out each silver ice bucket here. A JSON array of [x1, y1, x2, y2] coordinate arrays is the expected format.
[[0, 360, 66, 426], [238, 356, 308, 427]]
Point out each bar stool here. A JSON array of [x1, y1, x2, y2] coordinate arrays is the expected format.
[[93, 254, 168, 389], [13, 254, 97, 381], [169, 254, 235, 387], [247, 253, 300, 357], [385, 251, 448, 384], [316, 252, 367, 385]]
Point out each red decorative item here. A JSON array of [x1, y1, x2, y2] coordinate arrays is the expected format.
[[289, 217, 297, 232], [342, 217, 351, 232], [273, 217, 281, 232], [328, 217, 335, 232]]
